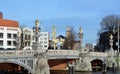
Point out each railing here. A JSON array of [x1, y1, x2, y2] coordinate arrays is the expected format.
[[48, 50, 80, 59], [0, 50, 108, 59], [0, 50, 34, 58], [89, 52, 108, 57], [0, 50, 80, 59]]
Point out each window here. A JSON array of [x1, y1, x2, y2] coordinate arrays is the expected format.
[[32, 36, 35, 41], [44, 34, 47, 36], [25, 35, 27, 40], [40, 41, 43, 43], [44, 38, 47, 40], [44, 45, 47, 47], [28, 42, 30, 46], [13, 34, 17, 39], [13, 41, 17, 46], [0, 33, 3, 38], [25, 42, 27, 46], [7, 33, 11, 39], [28, 35, 31, 40], [7, 41, 11, 46], [40, 34, 43, 36], [44, 41, 47, 43], [0, 40, 3, 46]]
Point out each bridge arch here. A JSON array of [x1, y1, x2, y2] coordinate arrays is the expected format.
[[91, 59, 103, 71], [0, 60, 33, 74]]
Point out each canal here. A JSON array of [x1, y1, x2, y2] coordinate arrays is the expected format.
[[50, 70, 120, 74]]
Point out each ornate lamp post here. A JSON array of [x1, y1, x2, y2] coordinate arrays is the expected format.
[[32, 19, 43, 54], [35, 19, 40, 42], [78, 27, 83, 50], [117, 23, 120, 69], [118, 24, 119, 52], [109, 34, 113, 51], [66, 26, 71, 49], [33, 20, 50, 74]]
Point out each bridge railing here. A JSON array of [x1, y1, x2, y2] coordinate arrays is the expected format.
[[89, 52, 108, 57], [0, 50, 108, 59], [48, 50, 80, 59], [0, 50, 34, 58], [0, 50, 80, 59]]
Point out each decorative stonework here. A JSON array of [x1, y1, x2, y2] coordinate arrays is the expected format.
[[33, 20, 50, 74], [34, 50, 50, 74], [74, 53, 92, 71], [107, 34, 116, 68]]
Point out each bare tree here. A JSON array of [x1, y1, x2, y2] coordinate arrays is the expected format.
[[19, 25, 25, 49], [63, 26, 77, 49], [98, 15, 120, 51], [100, 15, 120, 32]]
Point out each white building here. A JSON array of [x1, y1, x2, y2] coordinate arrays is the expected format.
[[21, 27, 33, 50], [33, 32, 49, 49], [0, 12, 49, 50], [0, 27, 20, 50], [39, 32, 49, 49], [22, 27, 49, 50], [0, 12, 20, 50]]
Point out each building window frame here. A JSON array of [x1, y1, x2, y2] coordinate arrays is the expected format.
[[0, 40, 3, 46], [13, 41, 17, 46], [0, 33, 3, 38], [13, 34, 17, 39], [7, 41, 11, 46], [7, 33, 12, 39]]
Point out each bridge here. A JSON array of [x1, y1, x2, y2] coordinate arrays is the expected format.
[[0, 49, 108, 74], [0, 19, 116, 74]]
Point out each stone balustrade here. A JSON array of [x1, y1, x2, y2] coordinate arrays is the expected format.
[[0, 50, 80, 59], [0, 50, 108, 59], [0, 50, 34, 58], [89, 52, 108, 57], [48, 50, 80, 59]]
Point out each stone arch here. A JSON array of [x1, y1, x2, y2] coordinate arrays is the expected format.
[[91, 59, 103, 71], [0, 60, 33, 74]]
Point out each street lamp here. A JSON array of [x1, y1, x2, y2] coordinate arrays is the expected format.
[[118, 24, 119, 52], [117, 23, 120, 69], [109, 34, 113, 51], [66, 26, 71, 49], [78, 27, 83, 50]]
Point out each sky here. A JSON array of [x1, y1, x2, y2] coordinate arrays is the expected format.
[[0, 0, 120, 46]]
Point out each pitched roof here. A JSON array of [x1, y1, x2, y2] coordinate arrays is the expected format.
[[0, 19, 19, 27]]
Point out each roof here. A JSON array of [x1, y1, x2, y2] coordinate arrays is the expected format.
[[57, 35, 65, 39], [0, 19, 19, 27]]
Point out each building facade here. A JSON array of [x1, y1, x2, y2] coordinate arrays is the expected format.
[[0, 12, 49, 50], [20, 28, 49, 50], [0, 12, 20, 50], [21, 27, 33, 50]]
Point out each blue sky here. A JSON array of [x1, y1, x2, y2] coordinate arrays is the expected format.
[[0, 0, 120, 45]]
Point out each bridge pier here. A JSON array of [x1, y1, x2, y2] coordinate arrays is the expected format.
[[74, 53, 92, 71], [34, 50, 50, 74]]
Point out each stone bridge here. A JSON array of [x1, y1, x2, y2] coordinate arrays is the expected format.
[[0, 49, 108, 74]]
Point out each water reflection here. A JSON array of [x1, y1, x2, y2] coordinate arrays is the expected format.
[[51, 70, 120, 74]]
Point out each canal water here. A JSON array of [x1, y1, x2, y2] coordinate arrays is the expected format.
[[50, 70, 120, 74]]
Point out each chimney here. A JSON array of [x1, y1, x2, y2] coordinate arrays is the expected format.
[[0, 12, 3, 19]]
